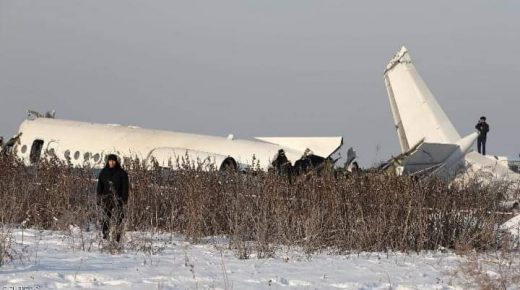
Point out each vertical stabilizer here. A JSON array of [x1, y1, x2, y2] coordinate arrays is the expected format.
[[384, 46, 461, 153]]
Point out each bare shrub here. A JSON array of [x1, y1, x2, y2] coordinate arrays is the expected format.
[[0, 229, 14, 266], [455, 244, 520, 289], [0, 153, 95, 230], [0, 152, 517, 259]]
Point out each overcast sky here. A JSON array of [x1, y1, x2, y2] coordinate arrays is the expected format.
[[1, 0, 518, 166]]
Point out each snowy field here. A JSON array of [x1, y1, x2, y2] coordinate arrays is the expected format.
[[0, 228, 515, 289]]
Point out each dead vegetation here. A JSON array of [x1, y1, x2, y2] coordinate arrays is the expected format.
[[0, 229, 14, 266], [0, 153, 517, 260], [454, 243, 520, 290]]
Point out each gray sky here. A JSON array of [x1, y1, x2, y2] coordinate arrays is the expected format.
[[1, 0, 518, 166]]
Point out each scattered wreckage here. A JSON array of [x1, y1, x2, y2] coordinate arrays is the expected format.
[[1, 47, 518, 184], [382, 46, 520, 238], [382, 46, 520, 187], [1, 46, 520, 237]]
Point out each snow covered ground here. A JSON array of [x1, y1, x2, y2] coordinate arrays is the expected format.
[[0, 228, 510, 289]]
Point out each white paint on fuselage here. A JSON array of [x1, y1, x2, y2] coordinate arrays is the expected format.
[[14, 118, 342, 170]]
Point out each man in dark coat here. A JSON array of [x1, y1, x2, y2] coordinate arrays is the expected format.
[[271, 149, 293, 183], [293, 149, 325, 176], [475, 116, 490, 155], [97, 154, 129, 242]]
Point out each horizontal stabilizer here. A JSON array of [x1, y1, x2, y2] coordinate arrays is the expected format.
[[403, 142, 458, 174], [254, 137, 343, 158], [404, 143, 459, 166], [403, 132, 477, 177]]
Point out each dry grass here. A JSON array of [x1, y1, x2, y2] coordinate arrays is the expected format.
[[454, 243, 520, 290], [0, 229, 13, 266], [0, 153, 517, 260]]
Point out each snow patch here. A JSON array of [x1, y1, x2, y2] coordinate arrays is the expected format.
[[0, 229, 482, 289]]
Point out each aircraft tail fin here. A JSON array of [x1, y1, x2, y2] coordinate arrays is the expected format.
[[384, 46, 461, 153]]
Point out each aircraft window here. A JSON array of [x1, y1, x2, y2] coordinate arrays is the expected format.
[[30, 139, 44, 164], [93, 153, 100, 162], [74, 151, 80, 160], [21, 145, 27, 154], [84, 152, 90, 161], [64, 150, 71, 160]]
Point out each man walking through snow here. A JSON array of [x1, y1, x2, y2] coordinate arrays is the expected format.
[[97, 154, 129, 243]]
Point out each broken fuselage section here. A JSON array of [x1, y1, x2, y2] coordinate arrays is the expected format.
[[8, 114, 343, 172]]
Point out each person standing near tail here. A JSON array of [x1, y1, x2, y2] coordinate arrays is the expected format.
[[475, 116, 490, 155], [97, 154, 129, 243]]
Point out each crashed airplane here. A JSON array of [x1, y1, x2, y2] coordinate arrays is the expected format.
[[383, 46, 520, 186], [384, 46, 520, 236], [0, 112, 343, 171]]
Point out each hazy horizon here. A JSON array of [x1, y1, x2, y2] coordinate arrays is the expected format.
[[1, 0, 519, 166]]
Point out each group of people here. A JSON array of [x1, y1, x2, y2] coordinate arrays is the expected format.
[[96, 116, 491, 243]]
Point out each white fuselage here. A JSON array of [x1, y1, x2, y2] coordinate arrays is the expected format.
[[13, 118, 342, 170]]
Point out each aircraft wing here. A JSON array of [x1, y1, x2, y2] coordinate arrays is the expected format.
[[254, 137, 343, 158]]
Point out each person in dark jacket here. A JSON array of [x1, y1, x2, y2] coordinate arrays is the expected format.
[[475, 116, 490, 155], [271, 149, 293, 182], [294, 149, 324, 176], [97, 154, 129, 242], [350, 161, 360, 173]]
